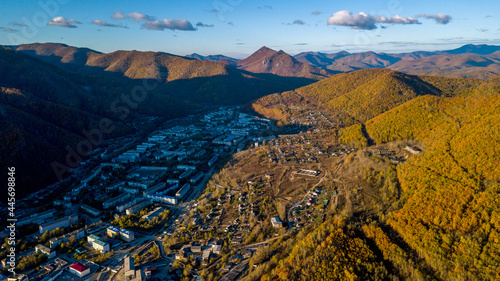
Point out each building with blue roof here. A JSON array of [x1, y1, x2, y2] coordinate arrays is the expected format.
[[106, 226, 135, 242]]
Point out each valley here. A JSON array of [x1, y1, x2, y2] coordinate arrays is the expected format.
[[0, 42, 499, 281]]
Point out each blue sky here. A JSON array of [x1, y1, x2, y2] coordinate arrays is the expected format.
[[0, 0, 499, 58]]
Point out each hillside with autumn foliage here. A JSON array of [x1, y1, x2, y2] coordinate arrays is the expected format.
[[233, 70, 500, 280], [364, 79, 500, 280]]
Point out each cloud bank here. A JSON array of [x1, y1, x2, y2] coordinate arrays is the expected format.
[[142, 19, 196, 31], [416, 13, 452, 24], [196, 21, 214, 27], [327, 10, 420, 30], [112, 11, 152, 22], [328, 10, 452, 30], [91, 20, 128, 28], [47, 17, 82, 28]]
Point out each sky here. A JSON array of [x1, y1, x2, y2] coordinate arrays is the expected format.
[[0, 0, 499, 58]]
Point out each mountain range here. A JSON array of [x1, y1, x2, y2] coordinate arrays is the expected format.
[[1, 42, 500, 197], [0, 44, 315, 196], [1, 41, 499, 279], [188, 43, 500, 79], [9, 43, 500, 81]]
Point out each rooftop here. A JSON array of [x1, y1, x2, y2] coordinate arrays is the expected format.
[[120, 229, 134, 235], [107, 226, 120, 232], [70, 262, 89, 273], [93, 240, 108, 246]]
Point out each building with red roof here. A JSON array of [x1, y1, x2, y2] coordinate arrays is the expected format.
[[69, 262, 90, 277]]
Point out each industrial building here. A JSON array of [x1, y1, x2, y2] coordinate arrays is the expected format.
[[93, 239, 110, 253], [142, 207, 163, 221], [107, 226, 135, 242], [179, 169, 194, 180], [87, 234, 110, 253], [35, 244, 56, 259], [208, 154, 219, 167], [80, 204, 101, 217], [126, 200, 150, 215], [38, 215, 79, 234], [124, 255, 145, 281], [176, 184, 191, 201], [147, 193, 177, 205], [106, 226, 121, 238], [69, 262, 90, 277], [49, 228, 85, 248], [190, 172, 204, 184], [103, 193, 130, 209], [120, 229, 135, 242]]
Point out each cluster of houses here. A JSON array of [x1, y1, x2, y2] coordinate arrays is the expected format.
[[175, 239, 224, 266], [2, 106, 277, 280]]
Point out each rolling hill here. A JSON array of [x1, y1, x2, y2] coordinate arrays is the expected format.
[[251, 68, 473, 128], [0, 47, 140, 197], [326, 51, 400, 72], [12, 43, 317, 104], [294, 44, 500, 79], [247, 68, 500, 280], [16, 43, 231, 81], [363, 77, 500, 280], [294, 50, 351, 68], [0, 45, 317, 197], [185, 53, 238, 66], [14, 43, 500, 81], [389, 51, 500, 79], [15, 42, 100, 72]]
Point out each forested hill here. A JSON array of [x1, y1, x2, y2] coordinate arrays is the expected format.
[[0, 46, 315, 198], [247, 70, 500, 280], [12, 43, 317, 105], [0, 48, 134, 198], [252, 68, 482, 128], [363, 76, 500, 280]]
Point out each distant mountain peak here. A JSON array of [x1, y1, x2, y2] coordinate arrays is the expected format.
[[446, 44, 500, 55], [258, 46, 272, 50], [238, 46, 334, 79]]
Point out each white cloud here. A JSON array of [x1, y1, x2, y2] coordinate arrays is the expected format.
[[111, 11, 152, 21], [327, 10, 377, 30], [327, 10, 420, 30], [91, 20, 128, 28], [111, 12, 127, 19], [128, 12, 151, 22], [416, 13, 452, 24], [47, 17, 82, 28], [142, 19, 196, 31], [375, 15, 419, 24]]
